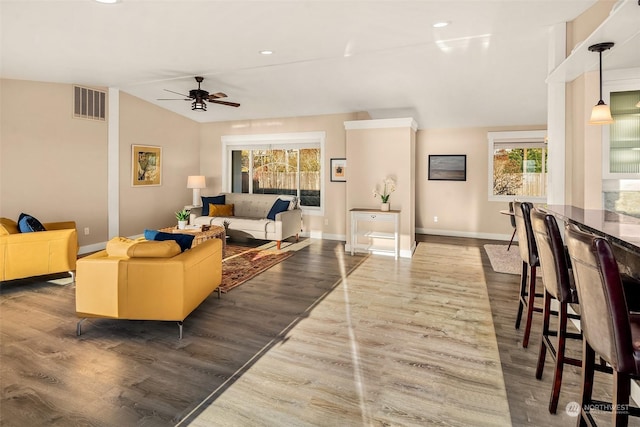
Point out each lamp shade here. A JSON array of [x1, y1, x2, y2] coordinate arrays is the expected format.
[[589, 101, 614, 125], [187, 175, 206, 189]]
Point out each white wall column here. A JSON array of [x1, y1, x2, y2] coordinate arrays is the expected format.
[[108, 87, 120, 239], [547, 22, 567, 205]]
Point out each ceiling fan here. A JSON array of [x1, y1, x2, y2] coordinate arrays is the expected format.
[[158, 76, 240, 111]]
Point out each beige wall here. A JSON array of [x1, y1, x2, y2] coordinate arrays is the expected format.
[[564, 0, 617, 210], [416, 125, 546, 239], [566, 0, 616, 53], [118, 92, 201, 237], [0, 78, 547, 251], [0, 79, 108, 247], [198, 112, 366, 239], [0, 81, 201, 249], [345, 122, 416, 256]]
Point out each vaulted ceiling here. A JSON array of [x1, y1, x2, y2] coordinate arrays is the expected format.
[[2, 0, 635, 129]]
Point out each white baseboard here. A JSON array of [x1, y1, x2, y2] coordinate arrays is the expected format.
[[78, 242, 106, 255], [300, 231, 346, 241], [416, 228, 513, 242]]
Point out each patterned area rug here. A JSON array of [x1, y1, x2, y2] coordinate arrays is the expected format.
[[220, 243, 295, 293]]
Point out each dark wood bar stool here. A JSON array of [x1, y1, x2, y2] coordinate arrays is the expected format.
[[514, 201, 542, 348], [566, 224, 640, 427], [531, 209, 582, 413]]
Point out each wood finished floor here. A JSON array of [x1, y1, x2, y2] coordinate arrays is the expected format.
[[1, 235, 638, 426]]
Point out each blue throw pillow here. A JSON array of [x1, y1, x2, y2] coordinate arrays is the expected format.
[[201, 195, 225, 216], [152, 231, 195, 252], [144, 229, 159, 240], [18, 213, 46, 233], [267, 199, 291, 221]]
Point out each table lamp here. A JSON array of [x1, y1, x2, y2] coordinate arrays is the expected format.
[[187, 175, 206, 207]]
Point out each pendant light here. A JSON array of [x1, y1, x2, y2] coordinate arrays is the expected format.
[[588, 42, 614, 125]]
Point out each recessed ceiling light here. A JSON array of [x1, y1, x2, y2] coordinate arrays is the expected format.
[[259, 50, 274, 55], [433, 22, 449, 28], [95, 0, 120, 3]]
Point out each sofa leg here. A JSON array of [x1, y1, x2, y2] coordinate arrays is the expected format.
[[77, 318, 87, 336], [277, 240, 281, 250], [295, 233, 299, 242], [177, 321, 183, 340], [69, 271, 76, 282]]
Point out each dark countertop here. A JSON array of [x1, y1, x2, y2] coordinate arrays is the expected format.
[[542, 205, 640, 255]]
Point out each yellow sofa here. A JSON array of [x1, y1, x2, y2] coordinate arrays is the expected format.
[[75, 236, 222, 338], [0, 217, 78, 282]]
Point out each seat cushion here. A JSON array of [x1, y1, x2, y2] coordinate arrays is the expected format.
[[227, 217, 273, 232], [106, 237, 181, 258]]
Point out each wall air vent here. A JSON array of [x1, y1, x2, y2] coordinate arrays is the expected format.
[[73, 85, 106, 121]]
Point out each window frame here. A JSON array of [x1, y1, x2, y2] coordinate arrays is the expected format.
[[487, 130, 548, 203], [221, 132, 326, 215]]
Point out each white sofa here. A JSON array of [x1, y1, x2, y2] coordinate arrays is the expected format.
[[190, 193, 302, 249]]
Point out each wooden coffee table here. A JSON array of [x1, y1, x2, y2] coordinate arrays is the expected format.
[[158, 225, 226, 250]]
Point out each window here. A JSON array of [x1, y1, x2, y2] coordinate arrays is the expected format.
[[488, 130, 548, 202], [222, 132, 325, 213]]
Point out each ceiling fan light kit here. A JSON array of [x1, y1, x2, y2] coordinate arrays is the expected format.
[[159, 76, 240, 112], [192, 101, 206, 111], [588, 42, 615, 125]]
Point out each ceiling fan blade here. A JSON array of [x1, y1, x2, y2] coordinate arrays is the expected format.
[[163, 88, 191, 98], [210, 99, 240, 108], [208, 92, 227, 99], [157, 98, 190, 101]]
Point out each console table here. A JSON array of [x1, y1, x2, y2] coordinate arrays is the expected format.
[[350, 208, 400, 259]]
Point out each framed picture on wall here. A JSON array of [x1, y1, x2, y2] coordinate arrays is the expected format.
[[132, 145, 162, 186], [428, 155, 466, 181], [330, 158, 347, 182]]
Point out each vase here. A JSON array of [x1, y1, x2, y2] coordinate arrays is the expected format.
[[381, 202, 390, 211], [178, 220, 187, 230]]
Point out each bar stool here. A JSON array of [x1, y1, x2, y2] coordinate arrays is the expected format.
[[566, 224, 640, 427], [531, 209, 582, 413], [514, 201, 542, 348]]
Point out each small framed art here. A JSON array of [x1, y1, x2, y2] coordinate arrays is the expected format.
[[132, 145, 162, 186], [330, 158, 347, 182], [428, 155, 466, 181]]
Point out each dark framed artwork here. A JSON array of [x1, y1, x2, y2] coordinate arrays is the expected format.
[[428, 155, 466, 181], [330, 158, 347, 182]]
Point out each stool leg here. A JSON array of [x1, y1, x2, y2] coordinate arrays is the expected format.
[[522, 265, 537, 348], [515, 261, 527, 330], [579, 341, 595, 427], [535, 290, 552, 380], [612, 371, 630, 427], [549, 302, 568, 414]]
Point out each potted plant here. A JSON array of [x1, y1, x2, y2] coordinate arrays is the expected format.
[[175, 209, 190, 230], [372, 177, 396, 211]]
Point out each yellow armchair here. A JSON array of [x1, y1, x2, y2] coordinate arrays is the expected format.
[[75, 237, 222, 338], [0, 217, 78, 282]]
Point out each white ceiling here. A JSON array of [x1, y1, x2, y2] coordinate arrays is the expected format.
[[1, 0, 637, 129]]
